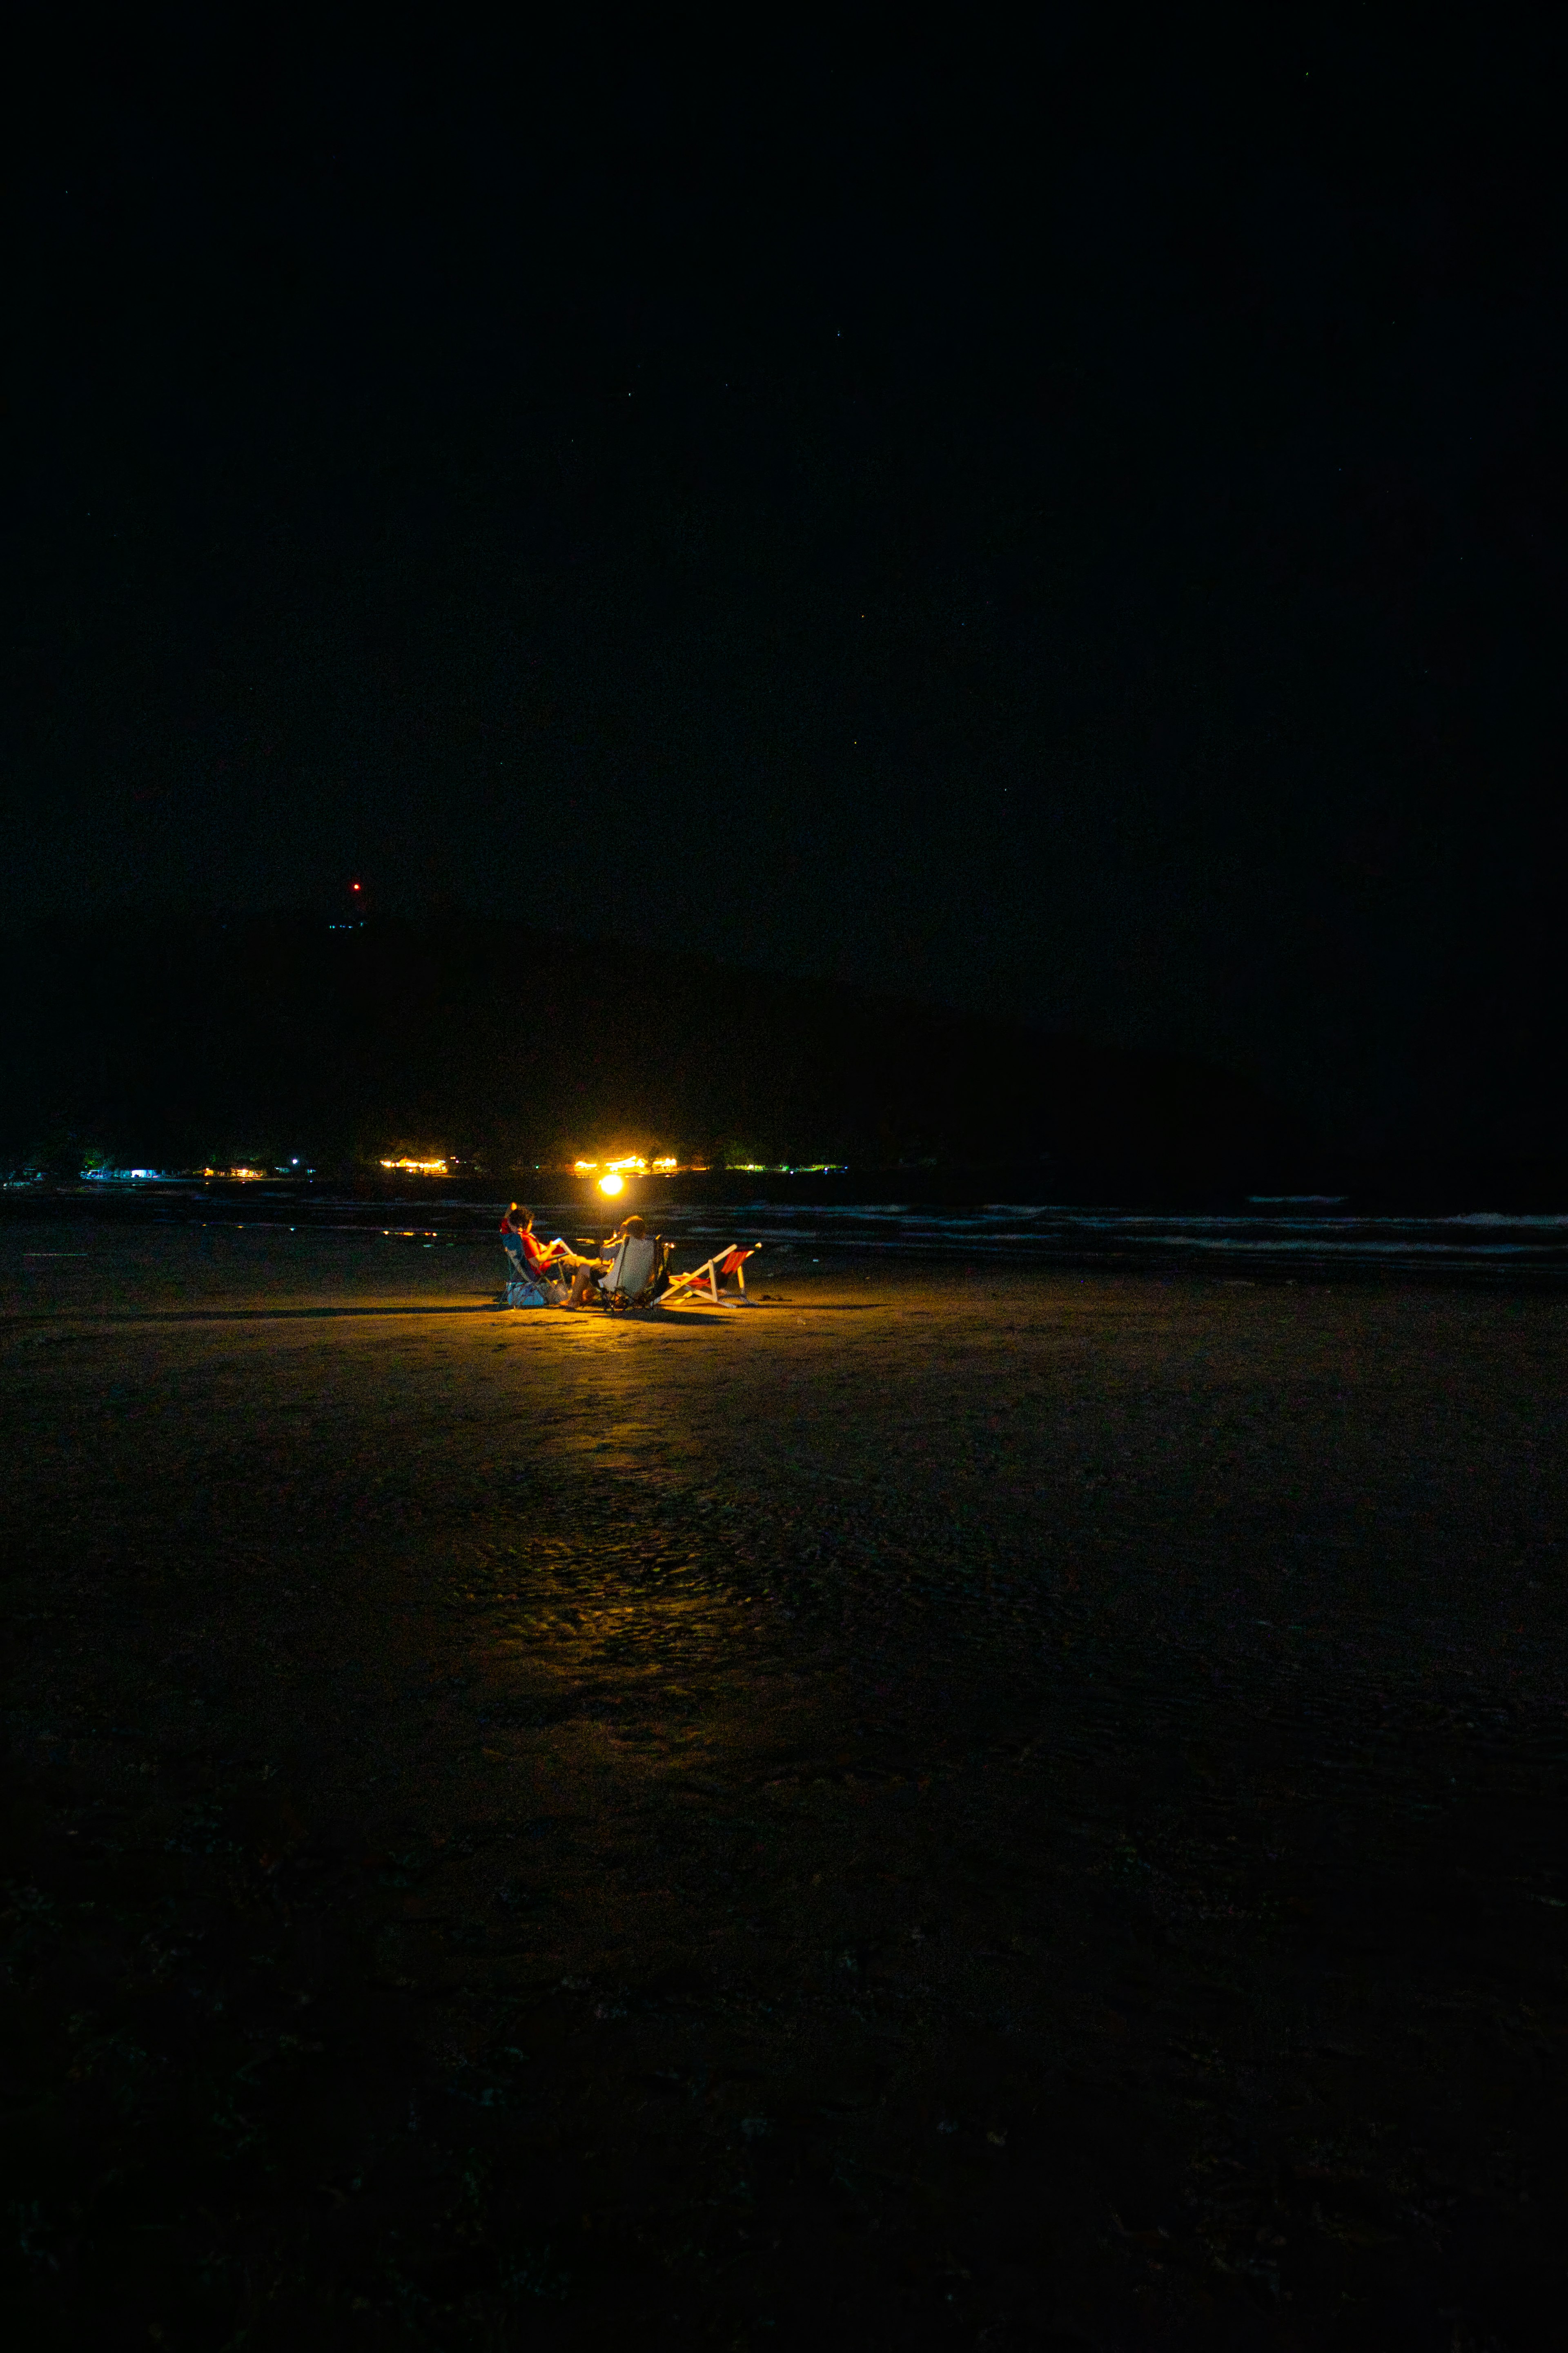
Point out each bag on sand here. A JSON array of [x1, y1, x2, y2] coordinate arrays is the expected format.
[[506, 1273, 568, 1308]]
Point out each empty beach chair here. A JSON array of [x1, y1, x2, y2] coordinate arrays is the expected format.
[[659, 1243, 760, 1308]]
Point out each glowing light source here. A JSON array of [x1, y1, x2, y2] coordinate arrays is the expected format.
[[572, 1151, 681, 1176], [598, 1171, 625, 1196], [379, 1157, 449, 1174]]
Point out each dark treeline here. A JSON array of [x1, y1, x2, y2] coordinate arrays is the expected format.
[[1, 912, 1298, 1180]]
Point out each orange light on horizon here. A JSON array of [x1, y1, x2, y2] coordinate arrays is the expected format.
[[598, 1171, 626, 1196], [573, 1152, 683, 1176], [379, 1156, 449, 1174]]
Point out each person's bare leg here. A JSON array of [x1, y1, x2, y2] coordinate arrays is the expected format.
[[562, 1264, 597, 1309]]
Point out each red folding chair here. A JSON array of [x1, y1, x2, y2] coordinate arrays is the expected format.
[[659, 1243, 760, 1307]]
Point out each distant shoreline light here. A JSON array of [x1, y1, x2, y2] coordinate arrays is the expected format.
[[564, 1155, 847, 1178], [572, 1153, 682, 1176]]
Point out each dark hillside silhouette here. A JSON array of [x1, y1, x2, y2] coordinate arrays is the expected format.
[[0, 913, 1297, 1179]]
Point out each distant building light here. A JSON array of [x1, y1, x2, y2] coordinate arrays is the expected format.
[[574, 1152, 662, 1177], [379, 1157, 449, 1174]]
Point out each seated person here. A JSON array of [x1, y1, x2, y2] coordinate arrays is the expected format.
[[500, 1204, 601, 1300], [559, 1212, 648, 1309], [595, 1214, 652, 1295], [606, 1214, 658, 1289]]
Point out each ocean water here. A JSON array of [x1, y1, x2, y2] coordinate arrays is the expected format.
[[363, 1196, 1568, 1276], [19, 1185, 1568, 1274], [569, 1200, 1568, 1274]]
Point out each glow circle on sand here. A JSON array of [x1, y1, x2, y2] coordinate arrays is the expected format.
[[598, 1171, 625, 1196]]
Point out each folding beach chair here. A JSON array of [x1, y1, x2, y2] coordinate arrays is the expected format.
[[501, 1232, 567, 1308], [659, 1243, 760, 1308], [594, 1231, 671, 1313]]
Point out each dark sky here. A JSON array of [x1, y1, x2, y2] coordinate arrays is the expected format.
[[7, 20, 1565, 1147]]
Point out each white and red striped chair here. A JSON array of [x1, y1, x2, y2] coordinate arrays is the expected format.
[[659, 1243, 760, 1308]]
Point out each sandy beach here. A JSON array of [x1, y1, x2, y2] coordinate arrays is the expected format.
[[4, 1224, 1566, 2346]]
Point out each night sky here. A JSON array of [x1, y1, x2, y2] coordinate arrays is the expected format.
[[8, 22, 1565, 1149]]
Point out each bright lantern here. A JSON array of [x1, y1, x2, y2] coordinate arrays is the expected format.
[[598, 1172, 625, 1196]]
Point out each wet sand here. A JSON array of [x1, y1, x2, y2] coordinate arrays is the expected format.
[[4, 1227, 1566, 2347]]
